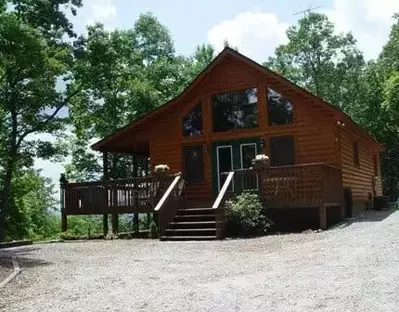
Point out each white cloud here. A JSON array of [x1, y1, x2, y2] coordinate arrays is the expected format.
[[208, 11, 289, 62], [85, 0, 117, 28], [325, 0, 399, 60]]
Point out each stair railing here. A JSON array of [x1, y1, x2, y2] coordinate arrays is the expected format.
[[154, 174, 185, 238], [212, 171, 235, 239]]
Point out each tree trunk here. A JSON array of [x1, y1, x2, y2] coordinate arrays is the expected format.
[[0, 152, 17, 242], [0, 108, 18, 242]]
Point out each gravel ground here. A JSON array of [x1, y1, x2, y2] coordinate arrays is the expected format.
[[0, 256, 12, 283], [0, 210, 398, 312]]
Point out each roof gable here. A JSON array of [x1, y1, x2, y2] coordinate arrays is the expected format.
[[92, 47, 381, 151]]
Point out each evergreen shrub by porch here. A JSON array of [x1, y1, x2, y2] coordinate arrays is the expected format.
[[225, 192, 273, 237]]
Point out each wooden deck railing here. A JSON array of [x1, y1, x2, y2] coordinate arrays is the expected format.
[[62, 175, 175, 215], [154, 174, 185, 237], [231, 163, 342, 208]]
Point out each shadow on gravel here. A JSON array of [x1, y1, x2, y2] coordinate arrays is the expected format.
[[332, 210, 395, 229], [0, 247, 51, 269]]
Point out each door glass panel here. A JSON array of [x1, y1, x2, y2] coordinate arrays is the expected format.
[[217, 146, 233, 191], [241, 144, 257, 169], [240, 143, 258, 190]]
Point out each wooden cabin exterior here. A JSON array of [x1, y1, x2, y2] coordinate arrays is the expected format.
[[62, 48, 383, 240]]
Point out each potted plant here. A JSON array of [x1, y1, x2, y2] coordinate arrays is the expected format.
[[154, 164, 170, 178], [251, 154, 270, 173]]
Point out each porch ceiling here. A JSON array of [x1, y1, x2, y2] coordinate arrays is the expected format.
[[99, 140, 150, 156]]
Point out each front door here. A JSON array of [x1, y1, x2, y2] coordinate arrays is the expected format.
[[212, 138, 261, 195]]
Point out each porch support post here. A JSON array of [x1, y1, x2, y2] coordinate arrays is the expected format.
[[319, 204, 327, 230], [103, 152, 109, 237], [112, 214, 119, 235], [132, 155, 139, 233], [60, 174, 68, 232]]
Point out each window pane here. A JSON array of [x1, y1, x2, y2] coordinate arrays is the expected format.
[[241, 144, 257, 169], [268, 88, 293, 126], [183, 103, 202, 136], [270, 136, 295, 166], [217, 146, 233, 191], [183, 146, 204, 183], [213, 88, 258, 132]]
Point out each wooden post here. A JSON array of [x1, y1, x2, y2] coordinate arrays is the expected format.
[[103, 152, 109, 237], [112, 214, 119, 235], [60, 174, 68, 232], [132, 155, 139, 233], [103, 214, 108, 236], [319, 204, 327, 230]]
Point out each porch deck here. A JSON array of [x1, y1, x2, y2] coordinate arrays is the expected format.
[[60, 163, 343, 237], [231, 162, 343, 208]]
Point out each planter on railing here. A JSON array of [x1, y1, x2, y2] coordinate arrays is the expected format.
[[251, 154, 270, 174]]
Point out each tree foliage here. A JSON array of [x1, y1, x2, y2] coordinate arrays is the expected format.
[[66, 16, 215, 181], [0, 0, 82, 241], [266, 13, 365, 112]]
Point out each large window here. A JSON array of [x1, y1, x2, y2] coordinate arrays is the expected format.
[[268, 88, 293, 126], [212, 88, 258, 132], [270, 136, 295, 166], [182, 103, 203, 136], [183, 146, 204, 183]]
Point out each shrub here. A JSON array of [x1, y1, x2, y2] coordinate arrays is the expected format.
[[225, 192, 272, 237], [148, 221, 158, 239]]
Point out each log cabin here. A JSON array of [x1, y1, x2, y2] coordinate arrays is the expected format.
[[61, 47, 384, 240]]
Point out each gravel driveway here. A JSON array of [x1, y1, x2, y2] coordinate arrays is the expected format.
[[0, 210, 398, 312]]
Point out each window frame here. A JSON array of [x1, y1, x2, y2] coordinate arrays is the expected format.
[[266, 87, 295, 127]]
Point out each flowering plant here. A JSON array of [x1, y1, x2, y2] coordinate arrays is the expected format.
[[251, 154, 270, 171], [254, 154, 269, 161]]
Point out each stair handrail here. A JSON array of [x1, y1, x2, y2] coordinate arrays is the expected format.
[[212, 171, 235, 209], [154, 173, 185, 238], [212, 171, 235, 239]]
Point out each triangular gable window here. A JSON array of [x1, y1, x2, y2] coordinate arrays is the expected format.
[[182, 103, 203, 136], [268, 88, 293, 126]]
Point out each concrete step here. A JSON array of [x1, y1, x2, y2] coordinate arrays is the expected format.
[[169, 221, 216, 229], [173, 214, 216, 222], [177, 208, 215, 215], [165, 228, 216, 236], [160, 235, 218, 241]]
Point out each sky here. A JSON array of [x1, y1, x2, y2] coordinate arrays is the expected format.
[[35, 0, 399, 184]]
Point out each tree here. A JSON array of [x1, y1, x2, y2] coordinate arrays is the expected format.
[[180, 44, 215, 84], [6, 169, 59, 240], [266, 13, 365, 112], [67, 14, 207, 180], [379, 14, 399, 73], [0, 0, 82, 241]]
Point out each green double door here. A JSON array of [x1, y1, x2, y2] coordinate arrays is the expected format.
[[212, 137, 261, 195]]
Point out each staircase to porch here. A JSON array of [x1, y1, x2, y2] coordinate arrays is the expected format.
[[160, 207, 218, 241]]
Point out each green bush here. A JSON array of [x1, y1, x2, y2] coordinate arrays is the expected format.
[[225, 192, 273, 237]]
